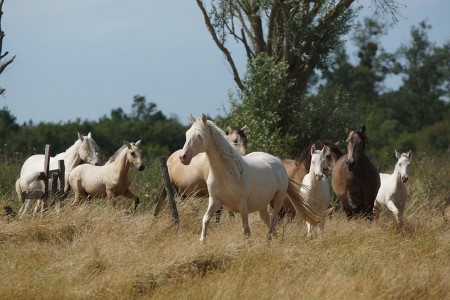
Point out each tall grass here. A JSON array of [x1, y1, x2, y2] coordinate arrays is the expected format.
[[0, 153, 448, 299]]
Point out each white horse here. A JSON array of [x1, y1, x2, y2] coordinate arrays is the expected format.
[[374, 150, 412, 227], [179, 114, 325, 242], [300, 144, 331, 238], [15, 132, 101, 217], [68, 140, 145, 212]]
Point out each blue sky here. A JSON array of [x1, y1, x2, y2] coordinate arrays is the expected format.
[[1, 0, 449, 125]]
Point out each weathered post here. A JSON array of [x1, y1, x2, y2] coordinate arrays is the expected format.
[[158, 156, 179, 227], [40, 144, 51, 216]]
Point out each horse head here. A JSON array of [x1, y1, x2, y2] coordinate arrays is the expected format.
[[124, 140, 145, 171], [227, 125, 248, 155], [345, 125, 367, 171], [310, 144, 329, 181], [77, 132, 101, 166], [395, 149, 412, 183], [179, 114, 208, 165]]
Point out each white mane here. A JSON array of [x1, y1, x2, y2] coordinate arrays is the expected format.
[[195, 119, 244, 183]]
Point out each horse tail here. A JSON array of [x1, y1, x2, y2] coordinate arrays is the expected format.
[[15, 178, 24, 204], [285, 178, 331, 225]]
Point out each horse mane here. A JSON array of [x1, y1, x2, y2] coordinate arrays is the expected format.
[[199, 120, 244, 183], [107, 145, 126, 163]]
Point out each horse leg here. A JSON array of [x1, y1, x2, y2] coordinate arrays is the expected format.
[[346, 191, 359, 219], [107, 191, 117, 209], [122, 188, 140, 212], [239, 201, 251, 238], [18, 199, 31, 218], [386, 199, 401, 227], [373, 200, 381, 220], [267, 192, 285, 240], [306, 221, 313, 238], [215, 206, 223, 223], [200, 198, 222, 242]]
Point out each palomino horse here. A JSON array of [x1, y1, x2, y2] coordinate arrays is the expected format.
[[15, 132, 101, 217], [179, 114, 324, 241], [281, 140, 343, 218], [166, 126, 247, 198], [374, 150, 412, 227], [69, 140, 145, 212], [300, 144, 331, 237], [332, 125, 380, 219]]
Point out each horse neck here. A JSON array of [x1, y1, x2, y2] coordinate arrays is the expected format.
[[108, 149, 131, 178], [204, 135, 243, 182], [63, 141, 82, 172]]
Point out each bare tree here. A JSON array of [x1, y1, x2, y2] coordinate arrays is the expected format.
[[0, 0, 15, 95]]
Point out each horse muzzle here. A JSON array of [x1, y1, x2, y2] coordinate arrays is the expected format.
[[179, 153, 192, 165], [315, 174, 323, 181], [401, 175, 408, 183], [138, 165, 145, 171]]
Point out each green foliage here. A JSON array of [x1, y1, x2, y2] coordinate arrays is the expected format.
[[0, 97, 187, 164], [224, 54, 296, 156]]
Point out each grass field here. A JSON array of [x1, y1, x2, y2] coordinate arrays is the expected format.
[[0, 154, 448, 299]]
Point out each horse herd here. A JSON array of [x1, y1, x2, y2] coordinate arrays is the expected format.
[[14, 114, 412, 241]]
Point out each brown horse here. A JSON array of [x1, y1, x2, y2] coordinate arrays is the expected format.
[[331, 125, 380, 219], [280, 140, 344, 218]]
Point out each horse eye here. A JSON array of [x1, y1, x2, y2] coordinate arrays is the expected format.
[[234, 139, 238, 144], [131, 151, 136, 156]]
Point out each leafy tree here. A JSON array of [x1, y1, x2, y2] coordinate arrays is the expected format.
[[197, 0, 400, 155]]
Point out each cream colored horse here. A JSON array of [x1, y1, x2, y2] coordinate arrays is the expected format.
[[300, 144, 331, 237], [69, 140, 145, 212], [167, 126, 247, 198], [374, 150, 412, 227], [179, 114, 325, 241], [15, 132, 101, 217]]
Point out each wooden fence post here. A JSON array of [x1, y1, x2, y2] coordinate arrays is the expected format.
[[40, 144, 51, 216], [158, 156, 179, 227]]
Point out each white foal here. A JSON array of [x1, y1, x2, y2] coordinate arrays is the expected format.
[[375, 150, 412, 227], [300, 144, 331, 237]]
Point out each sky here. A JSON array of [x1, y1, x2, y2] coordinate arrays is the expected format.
[[1, 0, 449, 126]]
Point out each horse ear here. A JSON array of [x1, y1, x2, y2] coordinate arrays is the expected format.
[[361, 124, 366, 133], [87, 132, 92, 138], [124, 140, 131, 149], [345, 128, 351, 134], [395, 150, 401, 159], [135, 140, 142, 147], [311, 144, 316, 154], [335, 141, 340, 146], [78, 132, 84, 141], [189, 114, 195, 124], [227, 126, 233, 134], [407, 150, 412, 158], [323, 145, 330, 154], [201, 114, 207, 124], [241, 125, 247, 132]]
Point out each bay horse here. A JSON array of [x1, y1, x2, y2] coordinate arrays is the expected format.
[[332, 125, 380, 219], [300, 144, 331, 237], [15, 132, 101, 217], [280, 140, 343, 219], [179, 114, 324, 241], [374, 150, 412, 227], [69, 140, 145, 212]]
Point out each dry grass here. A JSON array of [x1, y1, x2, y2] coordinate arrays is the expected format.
[[0, 196, 449, 300], [0, 155, 449, 299]]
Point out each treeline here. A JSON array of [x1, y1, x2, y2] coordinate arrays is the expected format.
[[0, 95, 188, 164], [1, 20, 449, 170], [218, 19, 449, 169]]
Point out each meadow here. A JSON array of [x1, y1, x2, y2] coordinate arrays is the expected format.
[[0, 153, 449, 299]]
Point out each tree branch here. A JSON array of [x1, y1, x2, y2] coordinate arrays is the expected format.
[[196, 0, 247, 93]]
